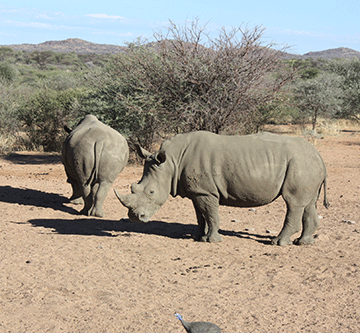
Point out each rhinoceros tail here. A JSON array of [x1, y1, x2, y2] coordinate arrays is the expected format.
[[85, 140, 104, 186], [322, 175, 330, 209]]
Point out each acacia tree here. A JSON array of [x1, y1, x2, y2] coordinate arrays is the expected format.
[[88, 19, 295, 148], [327, 58, 360, 121], [29, 50, 54, 70], [292, 72, 343, 131]]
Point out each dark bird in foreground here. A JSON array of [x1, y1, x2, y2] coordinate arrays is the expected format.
[[175, 313, 221, 333]]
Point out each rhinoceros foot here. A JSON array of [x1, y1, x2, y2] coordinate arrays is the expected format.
[[270, 236, 293, 246], [199, 233, 223, 243], [294, 236, 316, 245], [89, 207, 105, 218], [70, 196, 84, 205], [79, 207, 104, 218]]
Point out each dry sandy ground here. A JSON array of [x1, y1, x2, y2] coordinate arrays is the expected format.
[[0, 130, 359, 332]]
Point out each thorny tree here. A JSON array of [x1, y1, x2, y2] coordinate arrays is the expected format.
[[95, 19, 296, 148]]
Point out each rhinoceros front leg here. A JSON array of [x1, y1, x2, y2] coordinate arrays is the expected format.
[[192, 196, 222, 243], [192, 203, 206, 241], [271, 203, 303, 246]]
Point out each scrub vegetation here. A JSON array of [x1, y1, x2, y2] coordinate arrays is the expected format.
[[0, 20, 359, 153]]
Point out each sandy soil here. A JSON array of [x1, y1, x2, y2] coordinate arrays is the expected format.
[[0, 130, 359, 332]]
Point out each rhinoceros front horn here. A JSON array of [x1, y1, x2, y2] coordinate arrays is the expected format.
[[114, 189, 132, 208]]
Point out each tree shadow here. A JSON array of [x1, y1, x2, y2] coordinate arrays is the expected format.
[[341, 140, 360, 146], [25, 218, 198, 238], [3, 153, 62, 165], [0, 185, 78, 214], [340, 129, 360, 134]]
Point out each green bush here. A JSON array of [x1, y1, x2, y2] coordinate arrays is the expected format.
[[17, 88, 87, 151], [0, 63, 17, 82]]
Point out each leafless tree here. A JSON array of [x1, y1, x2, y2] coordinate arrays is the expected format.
[[98, 19, 296, 148]]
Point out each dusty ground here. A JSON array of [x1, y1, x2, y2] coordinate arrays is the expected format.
[[0, 129, 359, 333]]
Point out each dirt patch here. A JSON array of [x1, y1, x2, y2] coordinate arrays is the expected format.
[[0, 132, 359, 332]]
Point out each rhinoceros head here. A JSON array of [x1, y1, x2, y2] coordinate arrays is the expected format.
[[115, 145, 172, 223]]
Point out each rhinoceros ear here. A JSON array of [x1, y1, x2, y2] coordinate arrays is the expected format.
[[135, 144, 152, 159], [64, 125, 72, 133], [155, 150, 166, 165]]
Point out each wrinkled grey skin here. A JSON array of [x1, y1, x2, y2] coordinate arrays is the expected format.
[[115, 131, 329, 245], [62, 115, 128, 217]]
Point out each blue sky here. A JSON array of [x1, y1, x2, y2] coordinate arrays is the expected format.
[[1, 0, 359, 55]]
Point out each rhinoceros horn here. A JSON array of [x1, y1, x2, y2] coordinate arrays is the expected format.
[[114, 189, 133, 208], [135, 144, 152, 159]]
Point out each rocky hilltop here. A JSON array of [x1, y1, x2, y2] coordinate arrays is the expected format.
[[301, 47, 360, 60], [4, 38, 126, 55], [3, 38, 360, 59]]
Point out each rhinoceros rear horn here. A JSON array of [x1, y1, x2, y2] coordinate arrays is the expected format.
[[114, 189, 132, 208], [134, 144, 152, 159]]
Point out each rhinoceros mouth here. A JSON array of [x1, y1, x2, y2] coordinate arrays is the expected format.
[[128, 210, 149, 223]]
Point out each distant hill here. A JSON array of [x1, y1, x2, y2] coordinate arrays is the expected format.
[[280, 47, 360, 60], [4, 38, 126, 55], [3, 38, 360, 59], [301, 47, 360, 60]]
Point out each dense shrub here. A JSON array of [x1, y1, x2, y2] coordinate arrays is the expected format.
[[0, 63, 17, 82], [292, 72, 343, 131], [1, 26, 359, 153], [327, 58, 360, 121], [17, 88, 87, 151]]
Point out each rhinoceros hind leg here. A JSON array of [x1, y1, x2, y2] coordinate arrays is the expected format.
[[80, 184, 93, 216], [88, 181, 112, 218], [294, 199, 319, 245], [271, 204, 304, 246], [68, 180, 83, 204]]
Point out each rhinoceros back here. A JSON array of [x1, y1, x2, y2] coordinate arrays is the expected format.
[[63, 115, 128, 186], [162, 131, 325, 207]]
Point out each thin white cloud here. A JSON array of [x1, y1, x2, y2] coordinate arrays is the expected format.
[[5, 20, 49, 28], [0, 6, 26, 14], [86, 14, 128, 20], [92, 31, 134, 37], [36, 14, 52, 20], [282, 28, 360, 44], [281, 29, 326, 38], [5, 20, 71, 30]]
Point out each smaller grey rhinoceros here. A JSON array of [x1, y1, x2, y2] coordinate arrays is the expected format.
[[115, 131, 329, 246], [62, 114, 128, 217]]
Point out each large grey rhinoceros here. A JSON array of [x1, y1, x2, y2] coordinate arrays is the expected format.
[[115, 131, 329, 245], [62, 114, 129, 217]]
